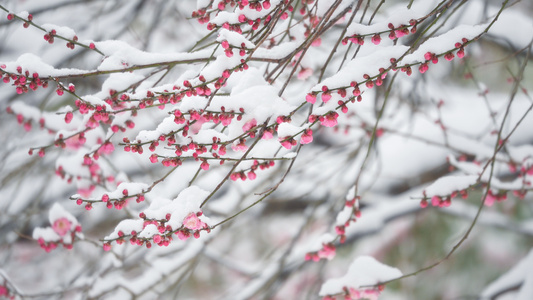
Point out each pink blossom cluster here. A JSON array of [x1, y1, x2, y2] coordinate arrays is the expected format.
[[335, 198, 362, 242], [306, 197, 363, 262], [103, 211, 209, 251], [230, 160, 275, 181], [343, 20, 420, 46], [322, 286, 383, 300], [35, 216, 82, 252], [305, 243, 336, 262], [194, 0, 278, 32], [0, 66, 48, 95], [74, 187, 145, 211], [420, 189, 469, 209]]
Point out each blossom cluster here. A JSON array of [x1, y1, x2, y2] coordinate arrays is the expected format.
[[32, 203, 82, 252]]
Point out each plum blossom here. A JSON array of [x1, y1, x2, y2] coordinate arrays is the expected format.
[[371, 34, 381, 45], [348, 287, 381, 300], [98, 142, 115, 155], [279, 137, 297, 149], [484, 190, 506, 206], [242, 118, 257, 132], [232, 139, 249, 152], [298, 68, 313, 80], [65, 134, 86, 149], [183, 212, 204, 230], [262, 129, 273, 139], [300, 129, 313, 144], [485, 191, 497, 206], [177, 230, 191, 240], [320, 112, 339, 127], [52, 217, 72, 236], [318, 243, 336, 260], [321, 92, 331, 103], [306, 93, 317, 104]]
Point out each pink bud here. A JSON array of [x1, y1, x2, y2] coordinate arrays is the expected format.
[[65, 111, 73, 123], [321, 92, 331, 103], [153, 234, 162, 244], [419, 63, 429, 74], [306, 93, 316, 104], [103, 243, 111, 251], [371, 34, 381, 45], [300, 129, 313, 144], [444, 53, 454, 61], [457, 48, 465, 58]]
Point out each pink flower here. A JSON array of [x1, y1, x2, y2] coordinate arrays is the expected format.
[[190, 115, 208, 134], [306, 93, 317, 104], [444, 52, 455, 61], [98, 142, 115, 155], [242, 118, 257, 132], [457, 48, 465, 58], [348, 288, 381, 300], [300, 129, 313, 144], [321, 92, 331, 103], [153, 234, 162, 244], [395, 29, 407, 38], [431, 195, 441, 206], [232, 140, 248, 152], [320, 112, 339, 127], [371, 34, 381, 45], [177, 230, 190, 240], [77, 186, 95, 198], [361, 289, 380, 300], [349, 288, 361, 299], [484, 190, 497, 207], [419, 63, 429, 74], [279, 137, 296, 149], [65, 134, 85, 149], [298, 68, 313, 80], [247, 171, 256, 180], [0, 285, 8, 296], [65, 111, 73, 123], [183, 212, 203, 230], [317, 243, 336, 260], [103, 243, 111, 251], [221, 40, 229, 49], [262, 129, 273, 139], [52, 217, 72, 237]]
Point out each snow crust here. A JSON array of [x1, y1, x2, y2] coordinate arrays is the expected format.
[[319, 256, 403, 295]]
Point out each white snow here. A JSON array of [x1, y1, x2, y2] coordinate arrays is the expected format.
[[319, 256, 403, 295], [422, 175, 478, 197], [481, 249, 533, 300]]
